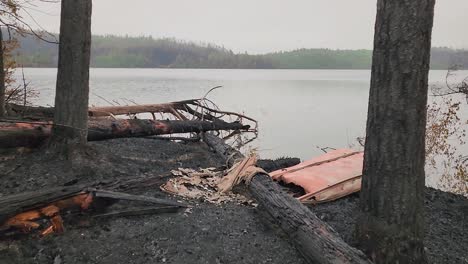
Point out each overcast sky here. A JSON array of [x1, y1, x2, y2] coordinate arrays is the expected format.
[[23, 0, 468, 53]]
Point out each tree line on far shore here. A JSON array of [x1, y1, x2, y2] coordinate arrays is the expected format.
[[11, 32, 468, 70]]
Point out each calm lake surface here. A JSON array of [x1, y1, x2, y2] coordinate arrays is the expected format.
[[14, 68, 468, 187]]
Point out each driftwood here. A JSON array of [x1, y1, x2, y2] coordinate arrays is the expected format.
[[203, 133, 372, 264], [0, 119, 249, 148]]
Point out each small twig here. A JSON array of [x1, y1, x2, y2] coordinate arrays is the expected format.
[[20, 66, 29, 116], [92, 92, 115, 106], [0, 162, 24, 177], [92, 206, 182, 218], [316, 146, 337, 153], [144, 135, 201, 142]]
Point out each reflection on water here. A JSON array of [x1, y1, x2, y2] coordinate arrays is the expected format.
[[13, 68, 468, 187]]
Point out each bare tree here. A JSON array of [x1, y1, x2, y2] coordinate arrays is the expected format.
[[0, 0, 58, 116], [432, 66, 468, 102], [355, 0, 436, 263], [50, 0, 92, 149]]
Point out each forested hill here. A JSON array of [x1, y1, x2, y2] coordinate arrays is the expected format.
[[12, 34, 468, 69]]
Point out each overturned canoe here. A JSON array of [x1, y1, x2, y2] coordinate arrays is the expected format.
[[270, 149, 363, 204]]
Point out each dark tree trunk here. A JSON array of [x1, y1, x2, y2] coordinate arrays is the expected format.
[[0, 27, 5, 117], [355, 1, 435, 263], [51, 0, 92, 147], [0, 119, 248, 148]]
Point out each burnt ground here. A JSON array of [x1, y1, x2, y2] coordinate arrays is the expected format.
[[0, 138, 306, 264], [0, 138, 467, 264], [312, 189, 468, 264]]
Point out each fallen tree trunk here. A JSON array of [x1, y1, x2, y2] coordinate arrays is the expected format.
[[7, 99, 255, 124], [0, 185, 85, 225], [203, 133, 372, 264], [7, 104, 55, 119], [0, 119, 249, 148], [7, 102, 185, 118], [0, 185, 186, 237], [89, 101, 192, 117]]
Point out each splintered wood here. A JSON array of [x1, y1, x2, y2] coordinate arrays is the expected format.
[[161, 156, 265, 205], [0, 188, 186, 238]]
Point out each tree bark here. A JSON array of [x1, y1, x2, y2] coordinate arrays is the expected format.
[[355, 1, 435, 263], [0, 119, 248, 148], [51, 0, 92, 146], [0, 27, 5, 117], [203, 133, 372, 264]]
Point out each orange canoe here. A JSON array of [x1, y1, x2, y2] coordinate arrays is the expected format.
[[270, 149, 363, 204]]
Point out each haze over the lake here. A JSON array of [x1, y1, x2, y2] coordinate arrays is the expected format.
[[23, 0, 468, 53]]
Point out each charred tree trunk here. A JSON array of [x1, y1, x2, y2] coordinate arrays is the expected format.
[[0, 119, 248, 148], [0, 27, 5, 117], [355, 1, 435, 263], [203, 134, 372, 264], [51, 0, 92, 147]]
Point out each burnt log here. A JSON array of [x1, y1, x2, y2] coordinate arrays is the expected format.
[[257, 157, 301, 173], [6, 100, 257, 127], [0, 186, 186, 234], [203, 133, 372, 264], [0, 119, 249, 148], [0, 185, 85, 225]]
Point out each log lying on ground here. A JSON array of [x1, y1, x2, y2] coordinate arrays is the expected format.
[[0, 185, 85, 225], [203, 133, 372, 264], [0, 119, 249, 148], [7, 99, 256, 124], [7, 104, 55, 119], [7, 102, 183, 119], [256, 157, 301, 173], [89, 101, 193, 117], [0, 172, 180, 226], [0, 185, 186, 236]]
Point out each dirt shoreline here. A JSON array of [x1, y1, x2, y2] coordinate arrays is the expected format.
[[0, 138, 467, 263]]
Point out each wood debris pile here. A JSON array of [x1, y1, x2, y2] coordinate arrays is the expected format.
[[161, 156, 265, 205]]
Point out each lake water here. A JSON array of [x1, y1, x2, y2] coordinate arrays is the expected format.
[[13, 68, 468, 187]]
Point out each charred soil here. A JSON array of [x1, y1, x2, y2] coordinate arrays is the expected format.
[[0, 138, 305, 264], [0, 138, 466, 264]]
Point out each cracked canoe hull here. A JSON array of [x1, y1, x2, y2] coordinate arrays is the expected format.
[[270, 149, 363, 204]]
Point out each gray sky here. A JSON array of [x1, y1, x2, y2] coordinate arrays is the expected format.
[[24, 0, 468, 53]]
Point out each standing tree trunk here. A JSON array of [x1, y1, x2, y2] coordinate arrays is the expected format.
[[0, 27, 5, 117], [355, 1, 435, 263], [51, 0, 92, 148]]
